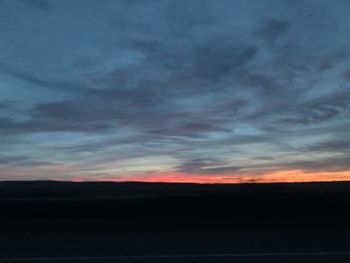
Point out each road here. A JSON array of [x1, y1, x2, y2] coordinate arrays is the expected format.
[[1, 228, 350, 262]]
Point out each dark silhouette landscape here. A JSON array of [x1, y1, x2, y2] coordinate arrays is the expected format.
[[3, 181, 350, 262], [1, 181, 350, 231]]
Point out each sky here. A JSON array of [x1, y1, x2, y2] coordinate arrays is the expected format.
[[0, 0, 350, 183]]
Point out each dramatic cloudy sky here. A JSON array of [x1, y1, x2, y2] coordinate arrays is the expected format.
[[1, 0, 350, 183]]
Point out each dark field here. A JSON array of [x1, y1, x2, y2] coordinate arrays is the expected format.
[[2, 229, 350, 262], [1, 181, 350, 230], [1, 181, 350, 262]]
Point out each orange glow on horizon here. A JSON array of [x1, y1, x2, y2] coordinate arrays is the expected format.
[[114, 169, 350, 184]]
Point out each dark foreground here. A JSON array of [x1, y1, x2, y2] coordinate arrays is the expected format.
[[1, 181, 350, 262], [2, 229, 350, 262]]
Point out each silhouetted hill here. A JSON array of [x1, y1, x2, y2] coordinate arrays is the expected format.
[[1, 180, 350, 199]]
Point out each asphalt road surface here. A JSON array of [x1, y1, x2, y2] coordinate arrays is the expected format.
[[1, 228, 350, 262]]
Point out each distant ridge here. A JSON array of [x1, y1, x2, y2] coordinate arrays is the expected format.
[[1, 180, 350, 199]]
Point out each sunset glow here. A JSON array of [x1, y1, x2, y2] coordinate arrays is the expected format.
[[113, 170, 350, 184]]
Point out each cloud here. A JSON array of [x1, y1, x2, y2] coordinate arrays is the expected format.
[[176, 158, 242, 175], [305, 140, 350, 154], [0, 62, 86, 94], [281, 156, 350, 173], [193, 44, 258, 81], [0, 156, 30, 165], [0, 102, 9, 109], [20, 0, 49, 11], [257, 18, 290, 43], [278, 91, 350, 125], [0, 116, 113, 135]]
